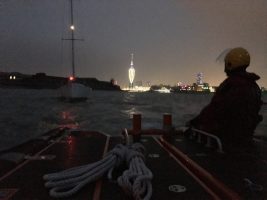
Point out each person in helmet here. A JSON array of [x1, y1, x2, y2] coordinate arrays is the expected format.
[[186, 47, 263, 150]]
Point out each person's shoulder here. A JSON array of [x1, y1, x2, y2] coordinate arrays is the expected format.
[[244, 72, 260, 81], [229, 72, 259, 86], [221, 76, 242, 88]]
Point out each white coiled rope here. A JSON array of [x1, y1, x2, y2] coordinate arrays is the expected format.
[[43, 144, 126, 198], [117, 143, 153, 200], [43, 143, 153, 199]]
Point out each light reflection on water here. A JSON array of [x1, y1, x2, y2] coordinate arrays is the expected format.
[[59, 111, 79, 129], [0, 89, 266, 151]]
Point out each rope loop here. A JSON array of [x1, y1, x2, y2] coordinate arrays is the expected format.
[[43, 143, 153, 199], [117, 143, 153, 200], [126, 149, 145, 164], [108, 144, 127, 166]]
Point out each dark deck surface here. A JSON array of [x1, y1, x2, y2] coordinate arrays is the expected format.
[[0, 128, 66, 177], [100, 137, 211, 200], [161, 134, 267, 200], [0, 130, 214, 200], [0, 130, 108, 200], [1, 129, 266, 199]]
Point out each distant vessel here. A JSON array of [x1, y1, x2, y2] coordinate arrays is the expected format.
[[154, 87, 171, 93], [59, 79, 91, 101], [59, 0, 91, 101]]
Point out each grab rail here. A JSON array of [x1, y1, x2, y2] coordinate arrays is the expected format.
[[191, 128, 224, 153]]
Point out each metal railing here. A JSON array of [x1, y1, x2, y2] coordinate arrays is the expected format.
[[191, 128, 224, 153]]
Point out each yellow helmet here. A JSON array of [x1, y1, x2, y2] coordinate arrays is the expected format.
[[224, 47, 250, 71]]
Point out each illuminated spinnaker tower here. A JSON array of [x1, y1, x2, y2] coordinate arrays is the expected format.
[[128, 53, 135, 88]]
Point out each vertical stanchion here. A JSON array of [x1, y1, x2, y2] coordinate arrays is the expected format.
[[163, 113, 173, 139], [163, 113, 172, 129], [133, 113, 141, 132], [133, 113, 142, 142]]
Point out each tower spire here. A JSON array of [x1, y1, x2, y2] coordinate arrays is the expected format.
[[128, 53, 135, 88], [130, 53, 134, 66]]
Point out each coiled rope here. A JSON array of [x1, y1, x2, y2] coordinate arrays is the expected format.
[[43, 142, 153, 199], [117, 143, 153, 200]]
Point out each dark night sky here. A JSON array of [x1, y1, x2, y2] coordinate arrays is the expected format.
[[1, 0, 267, 87]]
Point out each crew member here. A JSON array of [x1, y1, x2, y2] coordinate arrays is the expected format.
[[187, 47, 263, 149]]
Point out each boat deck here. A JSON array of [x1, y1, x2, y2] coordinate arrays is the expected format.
[[0, 128, 266, 199], [160, 134, 267, 200]]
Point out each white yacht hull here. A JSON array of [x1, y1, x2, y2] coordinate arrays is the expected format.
[[59, 82, 91, 101]]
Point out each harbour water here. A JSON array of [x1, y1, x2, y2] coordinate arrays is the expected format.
[[0, 88, 266, 151]]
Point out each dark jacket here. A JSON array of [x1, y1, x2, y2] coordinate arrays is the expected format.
[[189, 71, 263, 145]]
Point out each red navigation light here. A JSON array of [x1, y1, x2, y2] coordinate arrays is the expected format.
[[69, 76, 75, 81]]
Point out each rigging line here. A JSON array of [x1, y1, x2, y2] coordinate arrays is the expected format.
[[76, 0, 86, 73], [60, 0, 66, 75], [60, 31, 64, 74], [70, 0, 75, 77]]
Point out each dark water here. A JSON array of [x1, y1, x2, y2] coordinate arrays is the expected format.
[[0, 88, 266, 151]]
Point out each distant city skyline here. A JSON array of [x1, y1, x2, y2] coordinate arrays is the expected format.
[[129, 72, 207, 86], [1, 1, 267, 87]]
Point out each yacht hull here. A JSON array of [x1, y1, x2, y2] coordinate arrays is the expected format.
[[59, 82, 91, 101]]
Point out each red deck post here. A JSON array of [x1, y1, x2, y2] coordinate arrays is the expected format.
[[132, 113, 142, 142], [163, 113, 172, 129], [133, 113, 141, 132]]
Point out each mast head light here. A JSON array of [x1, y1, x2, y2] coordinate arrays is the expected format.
[[70, 25, 75, 30]]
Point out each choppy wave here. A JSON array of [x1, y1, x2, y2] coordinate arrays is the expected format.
[[0, 88, 266, 151]]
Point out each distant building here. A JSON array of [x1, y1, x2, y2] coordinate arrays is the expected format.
[[196, 72, 203, 85], [135, 81, 143, 87], [192, 82, 210, 92], [191, 72, 210, 92], [128, 53, 135, 88]]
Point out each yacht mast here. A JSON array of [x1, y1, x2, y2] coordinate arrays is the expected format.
[[62, 0, 83, 78], [70, 0, 75, 77]]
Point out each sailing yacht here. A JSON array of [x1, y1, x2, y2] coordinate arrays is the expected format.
[[59, 0, 91, 101]]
